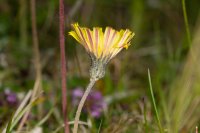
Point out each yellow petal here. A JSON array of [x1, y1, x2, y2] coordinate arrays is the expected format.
[[69, 31, 83, 44]]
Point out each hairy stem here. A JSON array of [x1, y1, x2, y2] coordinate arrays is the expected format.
[[59, 0, 69, 132], [73, 79, 96, 133]]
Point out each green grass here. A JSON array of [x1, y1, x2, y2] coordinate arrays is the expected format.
[[148, 69, 164, 133], [182, 0, 192, 47]]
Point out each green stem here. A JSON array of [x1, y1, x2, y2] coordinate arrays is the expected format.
[[73, 79, 96, 133], [182, 0, 191, 47], [148, 69, 163, 133]]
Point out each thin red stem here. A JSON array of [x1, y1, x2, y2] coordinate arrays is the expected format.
[[59, 0, 69, 132]]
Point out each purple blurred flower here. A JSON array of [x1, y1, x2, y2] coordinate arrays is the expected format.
[[72, 87, 84, 105], [72, 87, 107, 118], [4, 89, 18, 105]]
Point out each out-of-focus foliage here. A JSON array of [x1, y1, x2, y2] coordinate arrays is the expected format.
[[0, 0, 200, 132]]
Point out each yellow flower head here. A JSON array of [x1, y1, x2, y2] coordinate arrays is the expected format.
[[69, 23, 135, 80], [69, 23, 134, 62]]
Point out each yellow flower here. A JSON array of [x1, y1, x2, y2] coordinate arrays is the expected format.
[[69, 23, 135, 80], [69, 23, 134, 62]]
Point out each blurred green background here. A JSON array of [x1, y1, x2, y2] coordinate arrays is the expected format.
[[0, 0, 200, 132]]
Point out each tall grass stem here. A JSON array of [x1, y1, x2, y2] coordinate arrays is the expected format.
[[148, 69, 163, 133], [182, 0, 192, 46], [17, 0, 43, 130]]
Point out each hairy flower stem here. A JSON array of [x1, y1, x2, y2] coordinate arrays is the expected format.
[[73, 79, 96, 133], [59, 0, 69, 132]]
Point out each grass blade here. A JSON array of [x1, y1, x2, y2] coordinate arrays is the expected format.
[[10, 97, 38, 131], [13, 91, 32, 120], [148, 69, 163, 133], [97, 119, 103, 133], [3, 91, 32, 133], [35, 108, 54, 127], [182, 0, 191, 47]]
